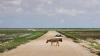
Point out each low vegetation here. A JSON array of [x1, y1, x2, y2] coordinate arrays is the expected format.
[[58, 31, 100, 42], [0, 29, 47, 53], [58, 31, 82, 43], [90, 43, 100, 50], [58, 31, 100, 55]]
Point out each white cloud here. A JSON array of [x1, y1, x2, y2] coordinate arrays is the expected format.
[[76, 0, 100, 8], [85, 0, 100, 6], [47, 0, 53, 5], [40, 0, 53, 4], [16, 8, 23, 12], [6, 0, 22, 5], [0, 0, 100, 16], [55, 8, 86, 16]]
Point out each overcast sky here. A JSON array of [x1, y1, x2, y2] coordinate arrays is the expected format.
[[0, 0, 100, 28]]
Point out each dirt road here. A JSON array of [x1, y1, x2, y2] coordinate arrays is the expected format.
[[1, 31, 95, 56]]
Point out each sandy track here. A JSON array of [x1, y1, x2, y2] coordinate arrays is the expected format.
[[0, 31, 95, 56]]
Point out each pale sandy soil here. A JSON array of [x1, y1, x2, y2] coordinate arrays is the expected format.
[[95, 39, 100, 44], [0, 31, 96, 56]]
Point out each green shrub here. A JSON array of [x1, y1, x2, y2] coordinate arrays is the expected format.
[[73, 39, 81, 43], [93, 45, 100, 50], [90, 43, 100, 50], [0, 46, 6, 53]]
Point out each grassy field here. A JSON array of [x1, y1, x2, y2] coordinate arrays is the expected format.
[[58, 31, 100, 55], [58, 31, 100, 41], [0, 29, 47, 53], [0, 28, 100, 54]]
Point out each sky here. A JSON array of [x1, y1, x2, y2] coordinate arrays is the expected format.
[[0, 0, 100, 28]]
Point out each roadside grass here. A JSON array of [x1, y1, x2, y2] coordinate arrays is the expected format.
[[0, 31, 47, 53], [58, 31, 100, 55], [0, 29, 32, 34], [90, 43, 100, 50], [58, 31, 81, 43]]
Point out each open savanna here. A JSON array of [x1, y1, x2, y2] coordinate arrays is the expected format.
[[0, 29, 47, 52], [0, 28, 100, 56]]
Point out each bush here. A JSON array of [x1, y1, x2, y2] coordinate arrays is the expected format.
[[0, 46, 6, 53], [4, 42, 17, 50], [90, 43, 100, 50], [73, 39, 81, 43]]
